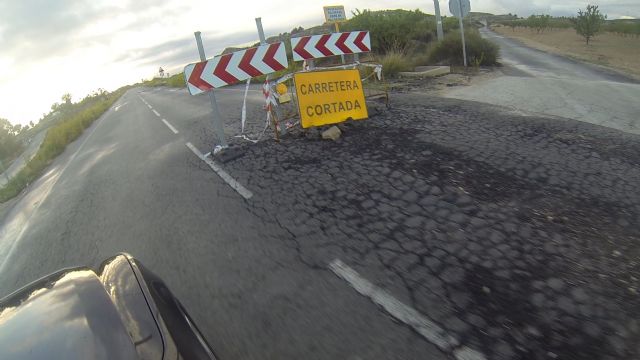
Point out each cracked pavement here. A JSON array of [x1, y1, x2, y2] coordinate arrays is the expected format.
[[1, 83, 638, 359], [221, 93, 640, 359]]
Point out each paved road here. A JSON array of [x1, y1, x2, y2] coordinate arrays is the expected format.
[[0, 86, 446, 360], [445, 27, 640, 134], [1, 84, 639, 359]]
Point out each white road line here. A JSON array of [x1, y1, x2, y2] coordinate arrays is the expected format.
[[329, 259, 487, 360], [185, 142, 253, 200], [147, 104, 153, 109], [161, 119, 179, 134], [152, 109, 160, 117]]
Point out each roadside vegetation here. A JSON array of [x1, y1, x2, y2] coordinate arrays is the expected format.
[[491, 5, 639, 77], [149, 9, 502, 83], [0, 119, 25, 170], [572, 5, 607, 44], [142, 73, 185, 88], [428, 30, 499, 67], [376, 51, 413, 77], [496, 6, 638, 40], [342, 9, 499, 77], [0, 87, 130, 202]]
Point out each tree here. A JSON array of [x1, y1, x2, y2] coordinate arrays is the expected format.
[[572, 4, 606, 44], [344, 9, 436, 54], [528, 14, 551, 33], [0, 118, 23, 161], [61, 93, 72, 104]]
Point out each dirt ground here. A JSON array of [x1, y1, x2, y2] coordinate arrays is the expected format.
[[378, 69, 499, 96], [492, 25, 640, 78]]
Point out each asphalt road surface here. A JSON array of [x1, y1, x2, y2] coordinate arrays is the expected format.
[[0, 87, 448, 360], [445, 27, 640, 134], [1, 81, 639, 358]]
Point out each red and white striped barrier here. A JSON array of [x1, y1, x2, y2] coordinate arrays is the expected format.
[[290, 31, 371, 61], [184, 42, 288, 95]]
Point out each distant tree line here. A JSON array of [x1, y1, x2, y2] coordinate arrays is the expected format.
[[0, 89, 111, 166], [497, 5, 638, 43], [0, 118, 25, 164]]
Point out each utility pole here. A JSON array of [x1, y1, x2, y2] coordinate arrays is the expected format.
[[433, 0, 444, 41], [457, 0, 467, 67]]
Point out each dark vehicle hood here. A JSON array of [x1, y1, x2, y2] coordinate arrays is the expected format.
[[0, 254, 174, 360], [0, 267, 139, 360]]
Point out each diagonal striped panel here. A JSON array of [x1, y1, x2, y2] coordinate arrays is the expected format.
[[291, 31, 371, 61], [184, 42, 288, 95]]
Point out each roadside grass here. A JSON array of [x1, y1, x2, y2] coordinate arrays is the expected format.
[[166, 73, 186, 87], [377, 50, 413, 78], [0, 87, 129, 203], [142, 73, 185, 88]]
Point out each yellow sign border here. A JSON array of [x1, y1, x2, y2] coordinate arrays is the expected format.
[[294, 69, 368, 128]]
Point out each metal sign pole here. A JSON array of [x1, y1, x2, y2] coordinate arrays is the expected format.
[[457, 1, 468, 67], [255, 18, 267, 45], [434, 0, 444, 41], [194, 31, 228, 149]]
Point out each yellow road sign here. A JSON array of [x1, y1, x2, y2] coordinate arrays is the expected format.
[[294, 69, 368, 128]]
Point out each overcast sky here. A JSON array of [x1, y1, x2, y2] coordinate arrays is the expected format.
[[1, 0, 638, 126]]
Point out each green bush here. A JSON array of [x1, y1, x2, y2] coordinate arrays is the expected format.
[[378, 50, 412, 78], [527, 14, 551, 33], [343, 9, 436, 54], [442, 17, 462, 32], [142, 77, 167, 87], [142, 73, 186, 88], [0, 88, 128, 202], [548, 17, 573, 30], [572, 4, 607, 44], [428, 30, 499, 66], [166, 73, 186, 87]]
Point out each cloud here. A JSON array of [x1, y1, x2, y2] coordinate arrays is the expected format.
[[0, 1, 105, 59], [1, 0, 639, 125]]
